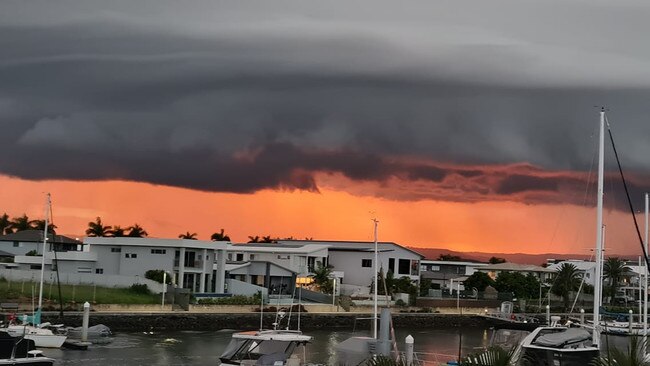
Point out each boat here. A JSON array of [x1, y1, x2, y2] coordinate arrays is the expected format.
[[218, 329, 312, 366], [511, 109, 610, 365], [1, 194, 67, 348], [0, 332, 55, 365]]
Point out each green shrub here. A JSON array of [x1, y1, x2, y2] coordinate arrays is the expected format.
[[197, 295, 259, 305], [144, 269, 172, 284], [395, 299, 407, 307], [25, 250, 38, 256], [129, 283, 150, 295]]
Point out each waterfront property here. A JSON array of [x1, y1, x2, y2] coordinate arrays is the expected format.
[[226, 242, 329, 277], [420, 259, 488, 291], [0, 230, 81, 256], [272, 240, 424, 296]]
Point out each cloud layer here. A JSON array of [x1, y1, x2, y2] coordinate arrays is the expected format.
[[2, 0, 650, 208]]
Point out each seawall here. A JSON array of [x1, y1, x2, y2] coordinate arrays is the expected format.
[[39, 313, 539, 332]]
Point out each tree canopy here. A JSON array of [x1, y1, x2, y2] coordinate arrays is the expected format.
[[211, 229, 231, 241], [86, 217, 112, 237], [464, 272, 495, 292], [551, 263, 582, 310]]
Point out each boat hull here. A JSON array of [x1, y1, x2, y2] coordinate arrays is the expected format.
[[0, 358, 55, 366]]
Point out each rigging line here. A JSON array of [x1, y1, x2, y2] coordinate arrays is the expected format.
[[605, 115, 650, 269]]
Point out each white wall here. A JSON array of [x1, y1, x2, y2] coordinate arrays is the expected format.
[[0, 268, 165, 293]]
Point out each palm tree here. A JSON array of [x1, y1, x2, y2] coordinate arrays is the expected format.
[[261, 235, 274, 243], [0, 213, 11, 235], [179, 232, 197, 240], [310, 261, 333, 294], [127, 224, 148, 238], [248, 235, 260, 243], [10, 214, 33, 232], [551, 263, 581, 311], [211, 229, 231, 241], [86, 217, 112, 237], [603, 257, 631, 303], [30, 219, 57, 234], [110, 225, 126, 237], [461, 345, 515, 366], [592, 336, 649, 366]]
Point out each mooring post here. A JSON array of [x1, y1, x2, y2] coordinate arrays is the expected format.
[[405, 335, 414, 366], [82, 301, 90, 342]]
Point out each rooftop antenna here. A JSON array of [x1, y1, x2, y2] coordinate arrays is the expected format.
[[372, 217, 379, 340]]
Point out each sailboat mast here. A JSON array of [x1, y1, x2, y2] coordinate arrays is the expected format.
[[38, 193, 50, 312], [643, 193, 648, 343], [372, 218, 379, 340], [592, 109, 605, 347]]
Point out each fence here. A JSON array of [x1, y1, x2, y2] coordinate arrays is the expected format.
[[226, 278, 268, 299], [0, 268, 165, 293]]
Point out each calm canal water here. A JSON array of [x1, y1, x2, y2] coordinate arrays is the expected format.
[[44, 327, 630, 365]]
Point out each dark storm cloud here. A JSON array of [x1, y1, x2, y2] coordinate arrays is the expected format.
[[2, 0, 650, 207]]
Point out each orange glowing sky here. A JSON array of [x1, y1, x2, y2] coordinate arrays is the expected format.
[[0, 174, 642, 256]]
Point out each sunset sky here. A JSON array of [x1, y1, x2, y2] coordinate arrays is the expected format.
[[2, 1, 650, 255]]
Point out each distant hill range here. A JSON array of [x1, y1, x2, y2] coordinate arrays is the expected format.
[[408, 247, 622, 265]]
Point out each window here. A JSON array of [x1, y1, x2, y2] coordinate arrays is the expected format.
[[361, 259, 372, 268], [227, 253, 233, 261], [431, 265, 440, 272], [95, 268, 104, 274], [411, 260, 420, 275], [125, 253, 138, 259], [30, 264, 41, 270], [236, 253, 244, 261], [249, 254, 255, 260], [151, 249, 166, 254], [13, 242, 19, 247], [388, 258, 395, 274], [398, 259, 410, 274], [111, 248, 121, 253], [77, 267, 92, 274], [277, 255, 290, 260]]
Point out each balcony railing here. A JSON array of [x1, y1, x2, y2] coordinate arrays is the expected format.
[[173, 259, 203, 268]]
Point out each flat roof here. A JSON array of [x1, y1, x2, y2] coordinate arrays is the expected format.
[[277, 240, 425, 259], [421, 260, 488, 266], [0, 230, 80, 244], [84, 237, 228, 250], [228, 243, 329, 254]]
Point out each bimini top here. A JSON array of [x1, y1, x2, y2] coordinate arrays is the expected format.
[[231, 330, 312, 342], [532, 328, 591, 348]]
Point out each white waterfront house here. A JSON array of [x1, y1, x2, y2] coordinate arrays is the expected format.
[[226, 242, 330, 276], [85, 237, 228, 293], [420, 260, 488, 290], [0, 230, 81, 256], [269, 240, 424, 295]]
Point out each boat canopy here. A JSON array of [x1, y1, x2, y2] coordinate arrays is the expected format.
[[532, 328, 591, 348]]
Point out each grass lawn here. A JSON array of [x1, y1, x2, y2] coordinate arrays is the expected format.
[[0, 278, 160, 305]]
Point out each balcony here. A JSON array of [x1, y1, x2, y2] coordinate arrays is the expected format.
[[174, 259, 203, 268]]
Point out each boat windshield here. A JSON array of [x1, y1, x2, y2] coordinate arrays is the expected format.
[[219, 338, 299, 364]]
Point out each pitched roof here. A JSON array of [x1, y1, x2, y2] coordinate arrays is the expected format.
[[0, 230, 80, 244]]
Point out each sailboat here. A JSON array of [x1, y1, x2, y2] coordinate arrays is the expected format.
[[2, 194, 67, 348], [511, 109, 610, 365]]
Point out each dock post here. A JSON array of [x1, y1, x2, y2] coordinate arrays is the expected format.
[[546, 305, 550, 325], [580, 309, 585, 324], [629, 310, 634, 334], [405, 335, 414, 366], [82, 301, 90, 342]]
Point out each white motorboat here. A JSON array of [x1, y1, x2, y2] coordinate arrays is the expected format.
[[2, 325, 66, 349], [218, 329, 312, 366]]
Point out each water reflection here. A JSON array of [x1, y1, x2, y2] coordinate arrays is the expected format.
[[45, 327, 632, 365]]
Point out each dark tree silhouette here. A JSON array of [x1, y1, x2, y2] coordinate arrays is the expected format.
[[0, 213, 12, 235], [126, 224, 148, 238], [110, 225, 126, 237], [211, 229, 231, 241], [10, 214, 33, 232], [86, 217, 112, 237], [30, 219, 57, 235], [179, 232, 198, 240]]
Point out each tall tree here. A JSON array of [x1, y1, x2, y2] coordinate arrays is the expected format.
[[110, 225, 126, 237], [311, 261, 333, 294], [489, 257, 507, 264], [551, 263, 582, 310], [248, 235, 260, 243], [211, 229, 231, 241], [179, 232, 197, 240], [438, 254, 462, 261], [30, 219, 57, 234], [0, 213, 11, 235], [261, 235, 274, 243], [126, 224, 148, 238], [10, 214, 33, 232], [464, 272, 495, 292], [603, 257, 631, 303], [86, 217, 112, 237]]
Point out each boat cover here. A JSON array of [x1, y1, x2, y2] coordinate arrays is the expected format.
[[533, 328, 591, 348]]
